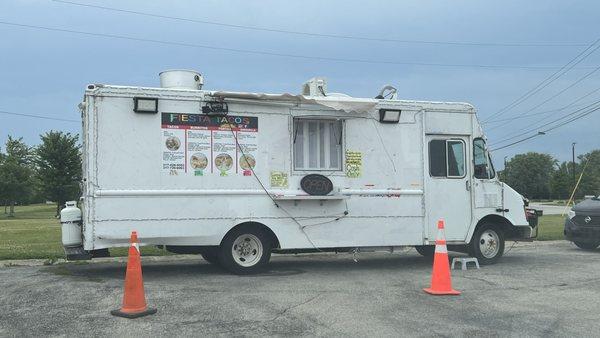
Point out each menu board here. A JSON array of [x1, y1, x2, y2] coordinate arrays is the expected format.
[[212, 131, 236, 176], [236, 131, 258, 176], [186, 130, 211, 176], [161, 113, 258, 176], [162, 129, 186, 174]]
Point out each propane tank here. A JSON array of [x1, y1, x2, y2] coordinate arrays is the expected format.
[[60, 201, 82, 247]]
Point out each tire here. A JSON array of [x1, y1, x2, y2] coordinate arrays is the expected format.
[[573, 241, 600, 251], [468, 223, 505, 265], [414, 245, 435, 257], [219, 225, 273, 275], [200, 248, 220, 265]]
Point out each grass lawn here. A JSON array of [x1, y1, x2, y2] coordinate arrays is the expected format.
[[535, 214, 565, 241], [0, 204, 568, 260], [0, 204, 168, 260]]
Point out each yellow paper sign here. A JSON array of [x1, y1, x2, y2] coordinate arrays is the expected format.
[[270, 171, 289, 188], [346, 150, 362, 178]]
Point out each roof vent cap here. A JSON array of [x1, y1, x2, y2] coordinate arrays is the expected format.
[[159, 69, 203, 90], [302, 77, 327, 97]]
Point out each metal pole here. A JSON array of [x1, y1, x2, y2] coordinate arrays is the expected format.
[[572, 142, 576, 189]]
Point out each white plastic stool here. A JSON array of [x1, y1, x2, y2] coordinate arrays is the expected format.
[[451, 257, 480, 270]]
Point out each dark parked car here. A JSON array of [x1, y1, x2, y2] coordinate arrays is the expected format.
[[564, 196, 600, 250]]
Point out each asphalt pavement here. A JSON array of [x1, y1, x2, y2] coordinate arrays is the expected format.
[[1, 241, 599, 337]]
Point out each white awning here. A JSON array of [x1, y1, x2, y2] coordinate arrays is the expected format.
[[210, 91, 379, 113]]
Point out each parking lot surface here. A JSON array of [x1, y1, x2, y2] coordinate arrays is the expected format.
[[1, 241, 599, 337]]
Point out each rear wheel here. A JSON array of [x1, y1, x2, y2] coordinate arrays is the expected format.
[[219, 225, 273, 275], [573, 241, 600, 251], [414, 245, 435, 257], [468, 223, 505, 265]]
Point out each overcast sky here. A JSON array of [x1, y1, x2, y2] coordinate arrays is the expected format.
[[1, 0, 599, 168]]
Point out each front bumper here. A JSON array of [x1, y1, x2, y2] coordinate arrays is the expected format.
[[564, 217, 600, 242], [505, 224, 536, 241]]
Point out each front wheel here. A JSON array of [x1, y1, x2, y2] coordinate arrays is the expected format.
[[573, 241, 600, 251], [468, 223, 505, 265], [219, 225, 272, 275]]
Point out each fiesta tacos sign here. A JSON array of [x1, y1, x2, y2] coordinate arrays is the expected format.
[[161, 112, 258, 176], [162, 113, 258, 131]]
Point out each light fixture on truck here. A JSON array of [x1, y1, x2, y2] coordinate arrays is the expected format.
[[378, 109, 401, 123], [133, 97, 158, 114], [202, 101, 229, 116]]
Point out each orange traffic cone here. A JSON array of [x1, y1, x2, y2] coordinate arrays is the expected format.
[[423, 220, 461, 296], [111, 231, 157, 318]]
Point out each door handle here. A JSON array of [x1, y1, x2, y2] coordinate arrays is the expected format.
[[465, 180, 470, 191]]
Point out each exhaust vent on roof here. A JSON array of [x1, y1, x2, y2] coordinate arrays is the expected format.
[[159, 69, 203, 90], [302, 77, 327, 97]]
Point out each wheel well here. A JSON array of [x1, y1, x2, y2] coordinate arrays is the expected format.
[[476, 214, 513, 236], [223, 222, 281, 249]]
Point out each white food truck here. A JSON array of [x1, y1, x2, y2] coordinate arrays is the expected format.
[[61, 70, 535, 274]]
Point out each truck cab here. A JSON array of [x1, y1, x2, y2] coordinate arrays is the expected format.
[[421, 108, 531, 264]]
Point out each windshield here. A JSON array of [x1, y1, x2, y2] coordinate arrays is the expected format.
[[474, 138, 495, 179]]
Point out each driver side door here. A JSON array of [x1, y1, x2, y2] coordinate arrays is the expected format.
[[424, 135, 472, 241]]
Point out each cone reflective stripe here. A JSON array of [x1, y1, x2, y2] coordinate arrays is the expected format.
[[130, 232, 140, 252], [434, 244, 447, 254], [423, 220, 461, 296], [111, 231, 157, 318]]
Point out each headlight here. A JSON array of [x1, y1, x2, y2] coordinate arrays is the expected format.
[[568, 210, 576, 219]]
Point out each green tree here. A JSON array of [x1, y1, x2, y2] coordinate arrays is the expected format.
[[550, 162, 572, 200], [0, 146, 5, 214], [497, 169, 506, 182], [0, 137, 34, 216], [503, 152, 556, 199], [576, 150, 600, 197], [5, 136, 32, 165], [35, 131, 82, 216]]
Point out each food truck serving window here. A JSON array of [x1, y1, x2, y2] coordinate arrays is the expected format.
[[293, 119, 343, 171], [429, 139, 466, 178]]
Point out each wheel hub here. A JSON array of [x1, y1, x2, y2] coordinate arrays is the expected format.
[[232, 234, 263, 267], [236, 239, 256, 256], [479, 229, 500, 258]]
